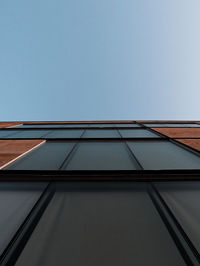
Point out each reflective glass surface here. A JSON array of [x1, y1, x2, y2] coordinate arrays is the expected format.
[[5, 130, 51, 139], [6, 142, 75, 170], [64, 142, 139, 170], [45, 130, 83, 139], [127, 140, 200, 169], [19, 124, 89, 128], [88, 124, 117, 128], [0, 182, 46, 256], [0, 130, 25, 138], [83, 130, 120, 138], [16, 183, 185, 266], [88, 124, 141, 128], [156, 182, 200, 253], [119, 129, 160, 138], [114, 123, 141, 128]]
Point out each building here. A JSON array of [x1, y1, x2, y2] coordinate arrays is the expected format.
[[0, 120, 200, 265]]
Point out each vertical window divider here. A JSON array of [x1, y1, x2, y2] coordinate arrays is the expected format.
[[117, 129, 143, 170], [0, 182, 55, 266], [59, 129, 86, 170], [148, 182, 200, 265]]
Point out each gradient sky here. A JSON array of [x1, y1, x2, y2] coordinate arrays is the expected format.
[[0, 0, 200, 121]]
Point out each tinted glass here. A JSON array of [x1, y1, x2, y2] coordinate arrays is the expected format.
[[83, 130, 120, 138], [5, 130, 50, 139], [156, 182, 200, 253], [119, 129, 160, 138], [64, 142, 139, 170], [144, 123, 200, 127], [0, 130, 25, 138], [45, 130, 83, 139], [6, 142, 75, 170], [16, 183, 185, 266], [0, 182, 46, 256], [19, 124, 89, 128], [127, 140, 200, 169], [88, 124, 141, 128], [88, 124, 116, 128], [115, 123, 141, 128]]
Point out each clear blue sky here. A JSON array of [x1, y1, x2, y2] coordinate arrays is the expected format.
[[0, 0, 200, 121]]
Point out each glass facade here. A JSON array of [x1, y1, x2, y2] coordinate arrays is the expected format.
[[15, 183, 185, 266], [0, 182, 45, 256], [0, 120, 199, 265]]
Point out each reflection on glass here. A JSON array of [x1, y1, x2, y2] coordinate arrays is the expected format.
[[16, 182, 185, 266]]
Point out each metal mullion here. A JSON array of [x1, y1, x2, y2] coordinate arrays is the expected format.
[[148, 182, 200, 265], [0, 182, 55, 266], [58, 130, 86, 170], [117, 130, 143, 170], [0, 170, 200, 181], [125, 142, 144, 170]]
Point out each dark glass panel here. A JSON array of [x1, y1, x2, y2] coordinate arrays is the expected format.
[[64, 142, 139, 170], [15, 183, 185, 266], [88, 124, 116, 128], [83, 130, 120, 138], [127, 140, 200, 169], [0, 130, 24, 138], [6, 142, 75, 170], [0, 182, 46, 256], [156, 182, 200, 254], [45, 130, 83, 139], [115, 123, 141, 128], [119, 129, 160, 138], [88, 124, 141, 128], [5, 130, 50, 139], [18, 124, 89, 128]]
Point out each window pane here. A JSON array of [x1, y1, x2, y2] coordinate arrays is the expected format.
[[156, 182, 200, 254], [0, 182, 46, 256], [6, 130, 50, 139], [115, 123, 141, 128], [0, 130, 25, 138], [127, 140, 200, 169], [144, 123, 200, 127], [88, 124, 116, 128], [19, 124, 89, 128], [6, 142, 75, 170], [15, 183, 185, 266], [45, 130, 83, 139], [83, 130, 120, 138], [64, 142, 139, 170], [119, 129, 160, 138]]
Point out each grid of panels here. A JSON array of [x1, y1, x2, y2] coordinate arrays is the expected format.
[[0, 121, 199, 265], [0, 121, 199, 170], [0, 181, 200, 265]]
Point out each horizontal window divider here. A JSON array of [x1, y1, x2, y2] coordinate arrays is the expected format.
[[0, 170, 200, 181]]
